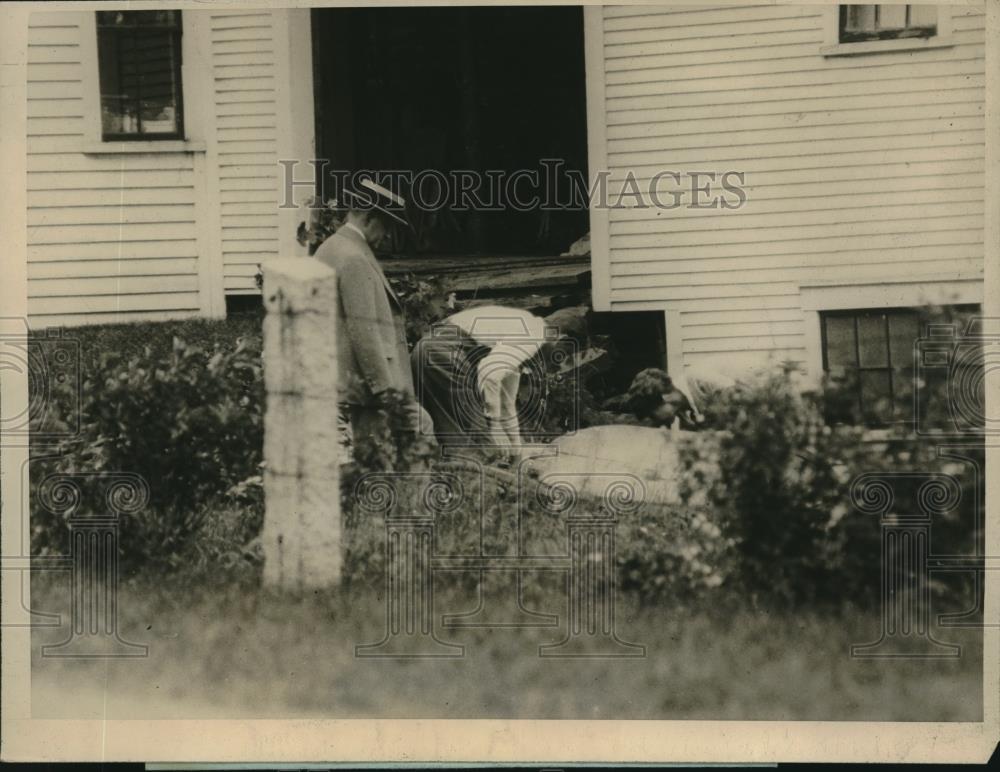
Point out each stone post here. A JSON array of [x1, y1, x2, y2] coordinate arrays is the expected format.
[[261, 258, 342, 590]]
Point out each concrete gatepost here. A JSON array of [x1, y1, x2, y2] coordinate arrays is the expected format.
[[261, 258, 342, 590]]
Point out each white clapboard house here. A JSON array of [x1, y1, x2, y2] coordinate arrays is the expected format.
[[25, 3, 986, 393]]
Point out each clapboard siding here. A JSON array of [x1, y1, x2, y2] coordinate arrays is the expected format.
[[597, 3, 986, 371], [211, 10, 281, 293], [26, 12, 203, 328]]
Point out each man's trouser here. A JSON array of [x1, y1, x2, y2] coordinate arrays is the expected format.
[[410, 326, 491, 449]]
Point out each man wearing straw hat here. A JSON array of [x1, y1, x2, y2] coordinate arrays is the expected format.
[[314, 177, 432, 462]]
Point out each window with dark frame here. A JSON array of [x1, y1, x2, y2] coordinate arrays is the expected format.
[[820, 305, 980, 427], [839, 4, 937, 43], [97, 10, 184, 140]]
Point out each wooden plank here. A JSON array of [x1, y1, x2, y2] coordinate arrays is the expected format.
[[220, 240, 281, 253], [218, 158, 278, 171], [604, 5, 820, 31], [607, 72, 985, 112], [611, 242, 984, 277], [606, 15, 821, 46], [26, 116, 85, 137], [611, 168, 981, 206], [28, 257, 198, 280], [215, 139, 276, 152], [211, 30, 274, 44], [611, 256, 984, 291], [607, 129, 986, 168], [26, 63, 82, 82], [611, 227, 983, 263], [611, 294, 809, 314], [27, 186, 196, 207], [27, 153, 195, 173], [609, 199, 984, 235], [682, 348, 806, 366], [684, 333, 806, 354], [221, 213, 281, 228], [607, 114, 983, 156], [606, 142, 984, 177], [28, 27, 80, 46], [221, 226, 279, 240], [28, 169, 194, 190], [29, 274, 200, 297], [216, 127, 278, 142], [219, 189, 279, 203], [28, 240, 199, 261], [682, 308, 805, 326], [609, 85, 984, 127], [608, 100, 983, 141], [608, 214, 984, 249], [26, 98, 84, 119], [606, 58, 985, 100], [220, 201, 279, 217], [606, 27, 821, 58], [27, 222, 197, 245], [217, 102, 277, 118], [29, 292, 202, 315], [606, 41, 825, 74], [608, 188, 985, 225], [212, 49, 276, 63], [213, 65, 276, 81], [28, 204, 196, 227]]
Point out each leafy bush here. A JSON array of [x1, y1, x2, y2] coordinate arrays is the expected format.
[[614, 501, 735, 603], [387, 273, 451, 349], [678, 368, 982, 608], [31, 330, 265, 579]]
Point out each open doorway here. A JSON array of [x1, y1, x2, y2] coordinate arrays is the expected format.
[[311, 5, 589, 257]]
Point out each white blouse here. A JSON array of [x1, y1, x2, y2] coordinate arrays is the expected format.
[[444, 305, 548, 422]]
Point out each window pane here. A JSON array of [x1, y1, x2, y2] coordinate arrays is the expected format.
[[825, 368, 861, 425], [846, 5, 877, 31], [857, 313, 889, 367], [97, 10, 179, 28], [888, 312, 919, 371], [860, 370, 893, 424], [909, 4, 937, 27], [824, 315, 856, 370], [97, 16, 181, 138], [893, 366, 915, 420], [950, 353, 985, 431], [135, 30, 179, 134], [878, 5, 907, 29], [917, 367, 951, 430], [889, 313, 920, 421]]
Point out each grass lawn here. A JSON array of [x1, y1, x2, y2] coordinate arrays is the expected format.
[[30, 574, 982, 721], [27, 315, 985, 722]]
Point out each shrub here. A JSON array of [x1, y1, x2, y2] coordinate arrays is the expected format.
[[614, 500, 736, 603], [388, 273, 451, 349], [31, 331, 265, 579], [678, 368, 982, 608]]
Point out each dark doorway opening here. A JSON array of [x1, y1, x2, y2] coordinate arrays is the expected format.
[[311, 6, 589, 257]]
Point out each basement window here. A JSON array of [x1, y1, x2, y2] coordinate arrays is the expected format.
[[96, 10, 184, 140], [820, 305, 981, 427]]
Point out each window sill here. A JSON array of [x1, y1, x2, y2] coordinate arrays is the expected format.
[[821, 36, 955, 57], [82, 140, 206, 155]]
